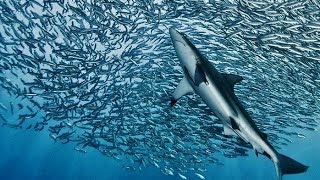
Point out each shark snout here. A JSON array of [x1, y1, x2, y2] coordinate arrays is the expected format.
[[169, 28, 179, 38], [169, 28, 184, 44]]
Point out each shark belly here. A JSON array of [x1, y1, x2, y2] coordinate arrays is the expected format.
[[193, 78, 260, 145], [192, 80, 235, 124]]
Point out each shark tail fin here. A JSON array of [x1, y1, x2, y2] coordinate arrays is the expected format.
[[275, 153, 308, 180]]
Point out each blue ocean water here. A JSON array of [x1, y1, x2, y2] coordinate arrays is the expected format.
[[1, 0, 320, 179], [0, 125, 319, 179]]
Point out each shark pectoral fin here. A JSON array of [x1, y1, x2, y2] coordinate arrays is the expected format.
[[230, 117, 240, 130], [222, 73, 243, 87], [223, 125, 237, 136], [194, 63, 208, 86], [171, 76, 194, 107]]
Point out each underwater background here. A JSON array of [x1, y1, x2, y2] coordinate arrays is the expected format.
[[0, 0, 320, 179]]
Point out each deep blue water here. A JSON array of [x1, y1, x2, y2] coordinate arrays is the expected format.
[[0, 126, 319, 179], [1, 0, 320, 179]]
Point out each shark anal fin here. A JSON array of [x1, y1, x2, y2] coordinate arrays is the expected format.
[[194, 63, 208, 86], [255, 149, 258, 157], [222, 73, 243, 87], [171, 76, 194, 106], [263, 151, 271, 159], [230, 117, 240, 130]]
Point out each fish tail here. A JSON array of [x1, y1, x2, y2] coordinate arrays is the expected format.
[[274, 153, 308, 180]]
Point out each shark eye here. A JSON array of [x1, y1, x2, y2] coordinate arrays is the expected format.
[[181, 33, 187, 38]]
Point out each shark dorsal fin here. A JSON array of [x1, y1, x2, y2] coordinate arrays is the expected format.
[[261, 132, 268, 140], [222, 73, 243, 87]]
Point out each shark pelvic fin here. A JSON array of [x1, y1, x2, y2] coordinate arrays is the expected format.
[[230, 117, 240, 130], [222, 73, 243, 87], [170, 76, 194, 107]]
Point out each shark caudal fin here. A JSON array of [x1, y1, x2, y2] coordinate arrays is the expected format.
[[275, 153, 308, 180]]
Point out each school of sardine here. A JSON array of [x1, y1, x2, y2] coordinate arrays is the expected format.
[[0, 0, 319, 179]]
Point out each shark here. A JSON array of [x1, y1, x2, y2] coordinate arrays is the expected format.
[[169, 28, 308, 180]]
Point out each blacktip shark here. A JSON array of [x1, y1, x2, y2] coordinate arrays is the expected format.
[[169, 28, 308, 180]]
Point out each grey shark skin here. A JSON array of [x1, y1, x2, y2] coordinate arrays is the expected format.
[[169, 28, 308, 180]]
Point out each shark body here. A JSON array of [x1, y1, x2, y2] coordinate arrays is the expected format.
[[169, 28, 308, 180]]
